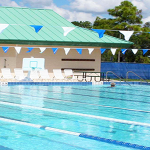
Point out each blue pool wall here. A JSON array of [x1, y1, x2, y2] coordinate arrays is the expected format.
[[5, 81, 150, 86], [101, 62, 150, 80]]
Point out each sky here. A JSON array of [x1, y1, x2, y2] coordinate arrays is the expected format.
[[0, 0, 150, 24]]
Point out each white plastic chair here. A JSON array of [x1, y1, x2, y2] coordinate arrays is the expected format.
[[53, 69, 64, 81], [39, 69, 51, 81], [29, 70, 39, 81], [1, 68, 15, 81], [14, 68, 25, 80], [64, 69, 75, 81]]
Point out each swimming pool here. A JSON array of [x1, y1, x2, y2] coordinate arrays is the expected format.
[[0, 84, 150, 150]]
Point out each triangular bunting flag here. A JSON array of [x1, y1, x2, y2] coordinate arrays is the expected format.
[[88, 48, 94, 54], [64, 48, 70, 55], [26, 47, 34, 53], [0, 24, 9, 33], [100, 48, 106, 54], [39, 47, 46, 53], [91, 29, 105, 38], [15, 47, 22, 54], [2, 47, 9, 53], [62, 27, 75, 36], [121, 49, 127, 54], [132, 49, 138, 54], [119, 31, 134, 41], [111, 48, 117, 55], [30, 25, 43, 33], [52, 48, 58, 54], [143, 49, 148, 55], [76, 48, 82, 54]]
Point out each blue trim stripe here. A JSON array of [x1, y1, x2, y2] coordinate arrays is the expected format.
[[79, 133, 150, 150], [104, 81, 150, 85], [6, 81, 150, 86], [8, 82, 92, 86]]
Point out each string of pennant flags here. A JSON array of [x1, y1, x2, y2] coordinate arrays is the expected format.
[[1, 46, 150, 55], [0, 24, 149, 40], [100, 48, 149, 55], [0, 24, 76, 36], [0, 24, 150, 55], [1, 46, 93, 55], [0, 24, 43, 33]]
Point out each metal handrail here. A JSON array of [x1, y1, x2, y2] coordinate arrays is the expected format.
[[106, 71, 131, 86], [126, 71, 148, 83]]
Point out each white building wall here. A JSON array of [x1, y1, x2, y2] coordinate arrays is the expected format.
[[0, 45, 101, 77]]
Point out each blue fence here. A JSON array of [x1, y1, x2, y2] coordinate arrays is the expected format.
[[101, 62, 150, 79]]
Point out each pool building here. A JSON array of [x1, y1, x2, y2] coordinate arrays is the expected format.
[[1, 7, 150, 150], [0, 7, 132, 77]]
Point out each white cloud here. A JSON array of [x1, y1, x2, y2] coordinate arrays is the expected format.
[[131, 0, 147, 11], [0, 0, 19, 7], [142, 16, 150, 24], [70, 0, 150, 17], [130, 0, 150, 23], [44, 4, 97, 22], [69, 0, 150, 23], [70, 0, 122, 13]]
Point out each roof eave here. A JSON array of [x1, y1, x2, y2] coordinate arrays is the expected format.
[[0, 40, 133, 48]]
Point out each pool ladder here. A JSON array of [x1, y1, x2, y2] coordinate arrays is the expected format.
[[126, 71, 148, 84], [106, 71, 131, 86], [106, 71, 149, 85]]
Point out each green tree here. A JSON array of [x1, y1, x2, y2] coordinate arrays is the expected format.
[[93, 1, 150, 63], [93, 17, 119, 37], [107, 0, 142, 38], [71, 21, 92, 29], [101, 50, 113, 62], [143, 22, 150, 28], [108, 0, 142, 24], [93, 1, 142, 39], [72, 1, 150, 63], [93, 17, 117, 29]]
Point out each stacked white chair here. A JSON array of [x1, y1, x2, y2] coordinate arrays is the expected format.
[[29, 69, 40, 81], [1, 68, 15, 81], [53, 69, 64, 81], [14, 68, 25, 80], [64, 69, 75, 81], [39, 69, 51, 81]]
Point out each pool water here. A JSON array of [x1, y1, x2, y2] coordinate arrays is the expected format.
[[0, 84, 150, 150]]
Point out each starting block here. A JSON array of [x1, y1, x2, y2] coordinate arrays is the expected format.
[[0, 82, 8, 86]]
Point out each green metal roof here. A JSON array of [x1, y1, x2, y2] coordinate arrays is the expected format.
[[0, 7, 133, 48]]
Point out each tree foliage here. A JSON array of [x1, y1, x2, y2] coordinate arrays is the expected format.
[[71, 21, 92, 29], [144, 22, 150, 28], [71, 1, 150, 63], [93, 0, 150, 63], [108, 1, 142, 24]]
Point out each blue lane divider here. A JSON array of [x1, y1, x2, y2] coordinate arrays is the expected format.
[[1, 116, 150, 150], [40, 126, 46, 130], [0, 145, 13, 150], [79, 133, 150, 150]]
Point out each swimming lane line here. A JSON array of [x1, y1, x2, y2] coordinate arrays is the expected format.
[[1, 101, 150, 128], [0, 117, 149, 150]]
